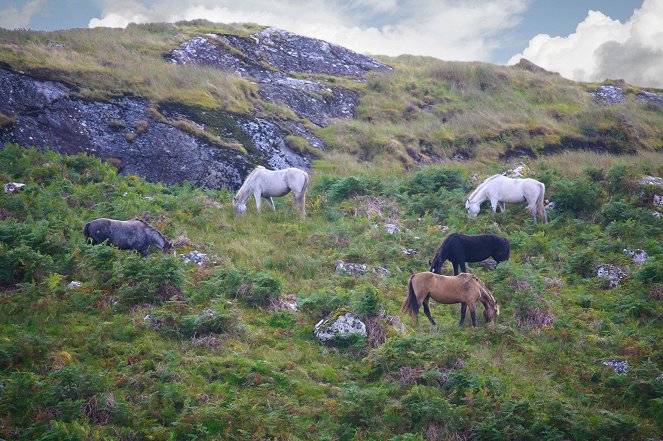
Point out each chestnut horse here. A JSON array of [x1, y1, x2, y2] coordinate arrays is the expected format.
[[402, 272, 499, 327]]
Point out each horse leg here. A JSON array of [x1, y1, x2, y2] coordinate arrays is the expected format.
[[500, 201, 506, 212], [423, 295, 437, 327], [459, 303, 467, 326], [254, 192, 263, 213], [470, 304, 477, 327], [452, 262, 459, 276], [460, 262, 467, 274], [265, 197, 275, 211], [490, 199, 498, 213]]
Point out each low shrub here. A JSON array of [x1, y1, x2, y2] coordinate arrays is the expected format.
[[109, 253, 185, 305], [316, 175, 385, 202], [553, 177, 604, 216], [205, 265, 283, 307], [400, 166, 465, 195]]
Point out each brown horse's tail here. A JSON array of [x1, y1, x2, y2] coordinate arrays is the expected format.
[[536, 182, 547, 224], [401, 275, 420, 320]]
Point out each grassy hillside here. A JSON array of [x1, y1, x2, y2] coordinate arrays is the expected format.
[[1, 145, 662, 440], [1, 21, 663, 169]]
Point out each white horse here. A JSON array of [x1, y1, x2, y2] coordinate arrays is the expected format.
[[233, 166, 310, 218], [465, 174, 547, 224]]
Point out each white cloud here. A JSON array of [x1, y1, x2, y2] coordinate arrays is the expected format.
[[508, 0, 663, 88], [88, 0, 529, 61], [0, 0, 44, 29]]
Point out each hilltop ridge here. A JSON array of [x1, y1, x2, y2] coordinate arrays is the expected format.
[[1, 21, 662, 188]]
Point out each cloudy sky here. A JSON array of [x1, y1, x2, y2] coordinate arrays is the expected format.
[[1, 0, 660, 87]]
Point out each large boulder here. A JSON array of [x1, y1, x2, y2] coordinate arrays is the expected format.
[[314, 308, 367, 343]]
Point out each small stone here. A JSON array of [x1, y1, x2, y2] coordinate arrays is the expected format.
[[623, 248, 648, 266], [181, 251, 209, 266], [336, 260, 367, 276], [402, 248, 418, 256], [66, 281, 83, 290], [4, 182, 25, 193], [478, 258, 498, 270], [372, 267, 390, 277], [602, 359, 628, 375], [383, 223, 400, 234], [503, 162, 529, 178]]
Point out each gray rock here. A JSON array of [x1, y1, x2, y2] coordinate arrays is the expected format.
[[47, 40, 65, 48], [372, 267, 391, 277], [636, 90, 663, 104], [383, 223, 400, 234], [596, 264, 626, 288], [402, 248, 418, 256], [602, 359, 628, 375], [477, 258, 498, 270], [623, 248, 648, 266], [638, 176, 663, 188], [336, 260, 367, 276], [503, 162, 529, 178], [4, 182, 25, 193], [143, 314, 162, 328], [181, 251, 209, 266], [590, 85, 626, 105], [314, 308, 367, 342], [66, 281, 82, 290]]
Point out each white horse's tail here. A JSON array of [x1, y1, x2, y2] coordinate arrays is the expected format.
[[536, 182, 547, 224]]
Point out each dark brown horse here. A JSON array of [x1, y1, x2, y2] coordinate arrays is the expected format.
[[84, 218, 172, 256], [402, 272, 499, 327]]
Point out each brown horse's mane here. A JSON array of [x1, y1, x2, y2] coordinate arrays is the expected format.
[[472, 275, 499, 312]]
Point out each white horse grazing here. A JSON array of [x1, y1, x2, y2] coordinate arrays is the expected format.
[[233, 166, 310, 218], [465, 174, 547, 224]]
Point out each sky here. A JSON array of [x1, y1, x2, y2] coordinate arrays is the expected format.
[[1, 0, 661, 88]]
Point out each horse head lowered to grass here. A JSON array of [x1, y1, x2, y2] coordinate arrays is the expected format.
[[465, 174, 547, 223], [84, 218, 173, 256], [233, 166, 310, 219], [430, 233, 510, 275], [402, 272, 499, 327]]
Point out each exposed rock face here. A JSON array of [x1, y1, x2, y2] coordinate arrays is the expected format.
[[336, 260, 367, 276], [167, 28, 391, 127], [314, 308, 367, 342], [636, 90, 663, 104], [1, 28, 391, 188], [0, 69, 303, 189]]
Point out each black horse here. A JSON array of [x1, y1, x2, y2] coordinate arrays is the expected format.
[[429, 233, 510, 275], [84, 218, 173, 256]]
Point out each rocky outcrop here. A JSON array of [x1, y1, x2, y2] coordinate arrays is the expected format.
[[590, 85, 626, 105], [0, 69, 305, 189], [167, 28, 391, 127], [596, 264, 626, 288]]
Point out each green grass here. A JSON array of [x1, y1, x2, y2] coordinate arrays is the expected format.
[[1, 145, 662, 439]]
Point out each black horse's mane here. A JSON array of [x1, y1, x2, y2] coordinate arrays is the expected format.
[[134, 218, 168, 243]]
